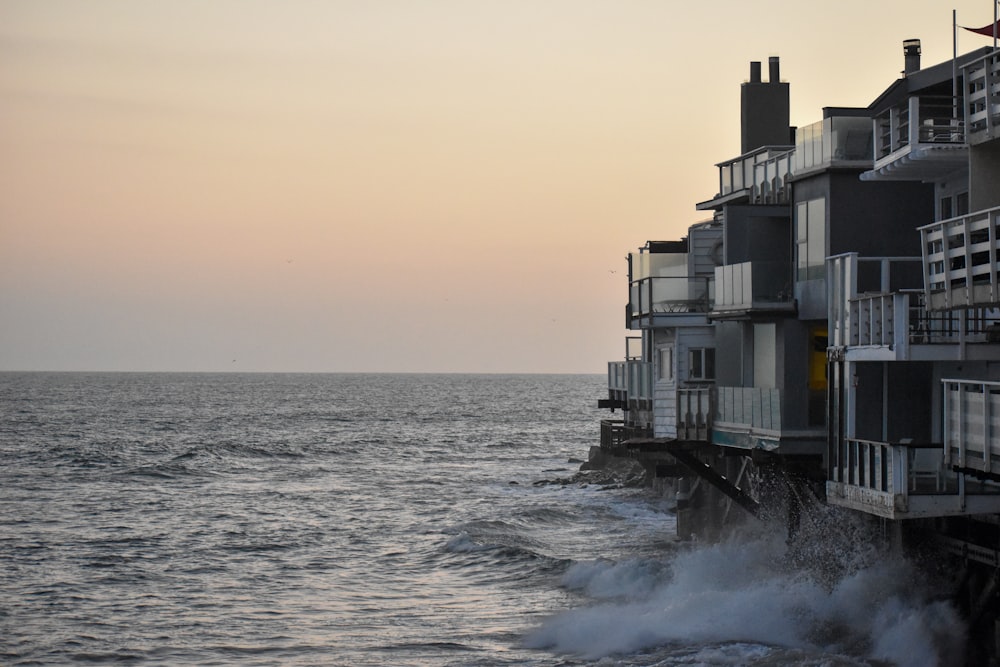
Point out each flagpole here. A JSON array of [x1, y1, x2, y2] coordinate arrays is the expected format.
[[954, 9, 959, 120], [990, 0, 998, 48]]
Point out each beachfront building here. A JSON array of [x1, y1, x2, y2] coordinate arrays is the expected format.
[[599, 42, 1000, 541], [600, 224, 721, 495], [825, 44, 1000, 527], [597, 35, 1000, 659]]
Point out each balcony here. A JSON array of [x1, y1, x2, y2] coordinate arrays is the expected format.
[[710, 261, 795, 318], [709, 387, 783, 450], [629, 276, 713, 328], [920, 206, 1000, 310], [828, 253, 920, 359], [826, 379, 1000, 518], [862, 94, 967, 181], [789, 115, 873, 179], [828, 252, 1000, 360], [750, 149, 793, 205], [944, 379, 1000, 475], [825, 438, 981, 519], [827, 379, 1000, 519], [697, 146, 793, 210], [964, 49, 1000, 146], [605, 360, 652, 409]]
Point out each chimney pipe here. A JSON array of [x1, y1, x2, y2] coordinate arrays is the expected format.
[[903, 39, 921, 75], [750, 61, 761, 83], [768, 56, 780, 83]]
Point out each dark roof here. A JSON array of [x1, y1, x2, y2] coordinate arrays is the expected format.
[[868, 47, 995, 113]]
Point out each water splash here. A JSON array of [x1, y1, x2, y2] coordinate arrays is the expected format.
[[526, 511, 966, 666]]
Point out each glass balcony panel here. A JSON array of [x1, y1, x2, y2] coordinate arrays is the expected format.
[[720, 164, 732, 195], [713, 261, 792, 311], [630, 277, 713, 317], [829, 116, 873, 160]]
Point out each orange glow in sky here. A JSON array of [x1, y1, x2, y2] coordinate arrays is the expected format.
[[1, 0, 996, 372]]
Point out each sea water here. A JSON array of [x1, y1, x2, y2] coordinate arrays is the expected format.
[[0, 372, 965, 666]]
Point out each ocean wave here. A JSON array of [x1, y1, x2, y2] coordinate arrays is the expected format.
[[443, 530, 573, 580], [525, 527, 965, 666]]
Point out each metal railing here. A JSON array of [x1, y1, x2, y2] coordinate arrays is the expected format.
[[875, 95, 964, 159], [600, 419, 627, 450], [751, 150, 793, 205], [717, 145, 792, 197], [828, 252, 1000, 350], [629, 276, 713, 319]]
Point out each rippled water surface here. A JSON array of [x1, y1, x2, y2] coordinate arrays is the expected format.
[[1, 373, 668, 665], [0, 373, 965, 666]]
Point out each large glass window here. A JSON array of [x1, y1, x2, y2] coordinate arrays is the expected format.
[[795, 197, 827, 281]]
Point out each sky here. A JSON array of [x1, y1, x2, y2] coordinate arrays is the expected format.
[[1, 0, 998, 373]]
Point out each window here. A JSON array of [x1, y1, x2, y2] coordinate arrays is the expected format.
[[940, 196, 953, 220], [689, 348, 715, 381], [957, 192, 969, 216], [795, 197, 826, 281], [658, 346, 674, 382]]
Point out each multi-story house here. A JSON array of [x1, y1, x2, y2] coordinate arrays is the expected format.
[[826, 42, 1000, 544], [599, 39, 1000, 564]]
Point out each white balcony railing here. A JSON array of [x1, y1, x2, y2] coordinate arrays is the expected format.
[[943, 378, 1000, 474], [920, 206, 1000, 310], [830, 438, 904, 492], [677, 388, 712, 441], [964, 49, 1000, 144]]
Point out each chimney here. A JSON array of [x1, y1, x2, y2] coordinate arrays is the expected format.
[[903, 39, 921, 76], [768, 56, 780, 83], [740, 57, 791, 153]]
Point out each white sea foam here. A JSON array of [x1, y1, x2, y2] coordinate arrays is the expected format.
[[561, 557, 670, 601], [525, 521, 966, 666]]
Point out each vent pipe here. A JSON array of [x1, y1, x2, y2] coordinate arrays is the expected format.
[[750, 61, 761, 83], [768, 56, 780, 83], [903, 39, 921, 75]]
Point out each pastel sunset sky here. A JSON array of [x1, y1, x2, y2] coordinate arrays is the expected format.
[[2, 1, 997, 373]]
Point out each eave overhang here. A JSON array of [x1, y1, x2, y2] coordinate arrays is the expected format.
[[860, 144, 968, 182]]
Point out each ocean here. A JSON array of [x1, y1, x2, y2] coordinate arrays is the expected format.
[[0, 372, 965, 666]]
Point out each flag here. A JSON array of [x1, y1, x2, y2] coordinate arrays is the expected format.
[[963, 19, 1000, 36]]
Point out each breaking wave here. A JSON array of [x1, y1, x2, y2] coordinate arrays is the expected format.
[[526, 519, 966, 667]]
